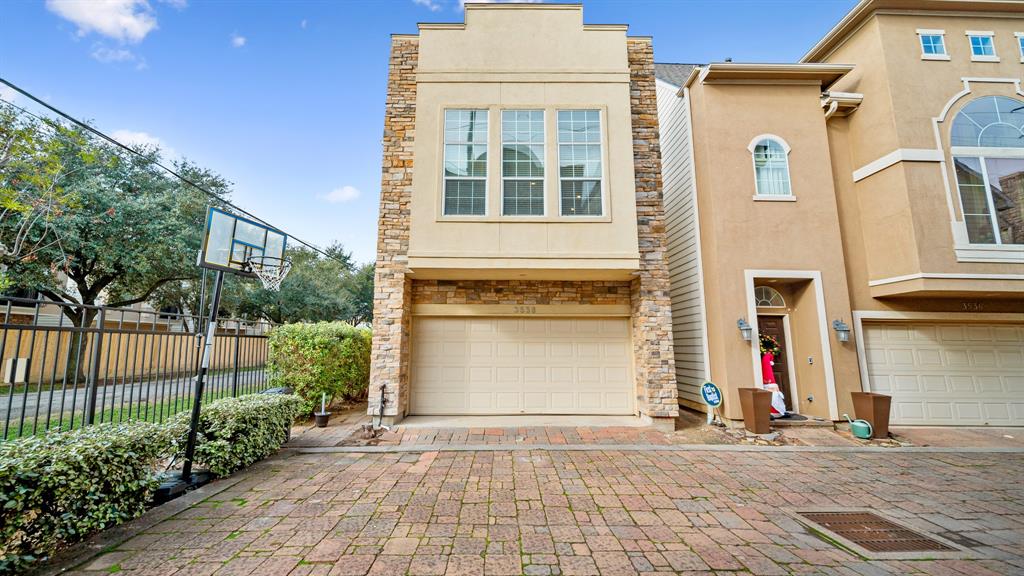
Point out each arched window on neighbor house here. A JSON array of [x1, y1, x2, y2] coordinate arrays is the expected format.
[[754, 286, 786, 308], [748, 135, 793, 198], [950, 95, 1024, 245]]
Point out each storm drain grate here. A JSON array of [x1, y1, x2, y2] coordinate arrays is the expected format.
[[799, 511, 957, 553]]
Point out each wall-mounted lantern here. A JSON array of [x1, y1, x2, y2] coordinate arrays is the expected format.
[[737, 318, 753, 341], [832, 319, 851, 343]]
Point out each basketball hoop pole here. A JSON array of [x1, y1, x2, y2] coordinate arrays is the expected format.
[[182, 269, 225, 481]]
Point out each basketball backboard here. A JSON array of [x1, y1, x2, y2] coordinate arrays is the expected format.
[[199, 207, 287, 277]]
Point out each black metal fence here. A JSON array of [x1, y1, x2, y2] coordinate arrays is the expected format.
[[0, 296, 274, 440]]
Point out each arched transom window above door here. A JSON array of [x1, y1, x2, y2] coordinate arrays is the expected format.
[[950, 96, 1024, 246], [754, 286, 786, 308]]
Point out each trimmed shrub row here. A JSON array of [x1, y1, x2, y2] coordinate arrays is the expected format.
[[0, 393, 302, 573], [268, 322, 371, 414]]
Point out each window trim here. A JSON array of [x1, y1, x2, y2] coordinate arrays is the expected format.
[[500, 109, 546, 217], [747, 134, 795, 201], [1015, 32, 1024, 63], [966, 31, 1000, 62], [916, 29, 950, 61], [441, 108, 490, 218], [557, 109, 607, 217]]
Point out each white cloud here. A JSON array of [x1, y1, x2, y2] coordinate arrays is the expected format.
[[300, 19, 308, 29], [45, 0, 157, 43], [158, 0, 187, 8], [111, 129, 177, 157], [0, 85, 17, 104], [413, 0, 443, 11], [230, 33, 246, 48], [319, 186, 361, 204], [91, 45, 135, 62]]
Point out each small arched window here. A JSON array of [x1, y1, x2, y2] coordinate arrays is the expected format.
[[754, 286, 786, 308], [949, 96, 1024, 245], [748, 136, 793, 198]]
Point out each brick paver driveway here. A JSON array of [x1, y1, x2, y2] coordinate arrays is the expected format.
[[70, 448, 1022, 576]]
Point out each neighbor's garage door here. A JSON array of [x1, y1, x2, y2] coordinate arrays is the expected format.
[[411, 317, 633, 415], [864, 322, 1024, 425]]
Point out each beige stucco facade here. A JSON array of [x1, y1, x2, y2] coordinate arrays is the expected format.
[[659, 0, 1023, 426], [370, 5, 678, 427]]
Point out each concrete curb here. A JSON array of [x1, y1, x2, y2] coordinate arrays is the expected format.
[[284, 443, 1024, 454], [36, 474, 246, 576]]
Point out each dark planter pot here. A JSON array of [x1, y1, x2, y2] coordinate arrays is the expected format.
[[851, 392, 891, 439], [314, 412, 331, 428], [738, 388, 772, 434]]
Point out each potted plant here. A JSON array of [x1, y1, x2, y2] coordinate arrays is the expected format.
[[851, 391, 891, 438], [738, 387, 772, 434], [314, 392, 331, 428]]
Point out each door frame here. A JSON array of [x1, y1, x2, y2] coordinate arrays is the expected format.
[[744, 269, 839, 420], [852, 310, 1024, 393], [756, 312, 801, 414]]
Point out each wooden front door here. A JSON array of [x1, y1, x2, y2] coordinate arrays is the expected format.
[[757, 315, 793, 412]]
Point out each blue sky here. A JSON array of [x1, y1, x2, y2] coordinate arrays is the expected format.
[[1, 0, 856, 264]]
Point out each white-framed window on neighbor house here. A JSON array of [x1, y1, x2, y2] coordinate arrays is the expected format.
[[442, 109, 488, 216], [748, 135, 794, 200], [1015, 32, 1024, 62], [966, 31, 999, 62], [916, 29, 949, 60], [501, 110, 545, 216], [950, 95, 1024, 246], [558, 110, 604, 216]]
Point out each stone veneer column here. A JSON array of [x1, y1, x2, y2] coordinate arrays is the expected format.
[[368, 37, 418, 423], [627, 37, 679, 427]]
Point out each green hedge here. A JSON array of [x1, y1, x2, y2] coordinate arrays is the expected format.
[[0, 422, 172, 572], [167, 394, 302, 477], [267, 322, 371, 414], [0, 393, 301, 573]]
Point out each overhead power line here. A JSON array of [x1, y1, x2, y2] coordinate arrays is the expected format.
[[0, 77, 348, 265]]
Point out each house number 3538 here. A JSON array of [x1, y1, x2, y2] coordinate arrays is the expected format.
[[961, 301, 983, 312], [513, 306, 537, 314]]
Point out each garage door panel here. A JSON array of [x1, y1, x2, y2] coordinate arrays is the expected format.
[[412, 316, 633, 415], [865, 321, 1024, 426]]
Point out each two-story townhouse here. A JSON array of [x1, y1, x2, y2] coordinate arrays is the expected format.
[[369, 4, 678, 428], [658, 0, 1023, 427]]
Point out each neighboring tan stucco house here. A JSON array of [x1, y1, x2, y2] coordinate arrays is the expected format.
[[369, 4, 678, 428], [657, 0, 1024, 427]]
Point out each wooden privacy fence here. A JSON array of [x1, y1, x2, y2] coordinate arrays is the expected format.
[[0, 297, 275, 440]]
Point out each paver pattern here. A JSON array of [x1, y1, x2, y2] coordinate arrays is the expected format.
[[70, 447, 1023, 575]]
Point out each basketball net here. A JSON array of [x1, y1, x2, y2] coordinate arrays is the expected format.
[[246, 256, 292, 292]]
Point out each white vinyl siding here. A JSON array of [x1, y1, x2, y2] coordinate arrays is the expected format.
[[655, 78, 707, 407]]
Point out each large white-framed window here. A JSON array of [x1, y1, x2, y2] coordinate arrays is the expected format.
[[442, 109, 489, 216], [1015, 32, 1024, 62], [501, 109, 545, 216], [557, 109, 604, 216], [966, 31, 999, 62], [950, 95, 1024, 246], [917, 29, 949, 60], [748, 135, 794, 200]]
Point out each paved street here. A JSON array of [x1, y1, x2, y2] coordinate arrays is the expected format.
[[66, 444, 1023, 575]]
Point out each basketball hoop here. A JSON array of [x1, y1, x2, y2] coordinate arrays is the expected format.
[[246, 255, 292, 291]]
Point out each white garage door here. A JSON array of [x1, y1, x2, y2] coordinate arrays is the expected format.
[[411, 317, 633, 415], [864, 322, 1024, 426]]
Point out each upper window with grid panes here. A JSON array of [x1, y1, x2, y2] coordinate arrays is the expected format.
[[502, 110, 545, 216], [557, 110, 603, 216], [443, 109, 488, 216]]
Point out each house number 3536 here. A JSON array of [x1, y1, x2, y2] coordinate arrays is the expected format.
[[513, 306, 537, 314]]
